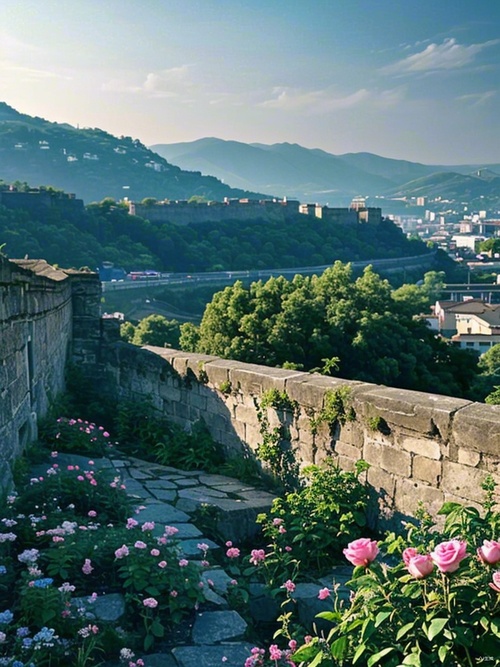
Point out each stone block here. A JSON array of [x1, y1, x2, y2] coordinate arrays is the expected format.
[[452, 403, 500, 456], [457, 449, 481, 467], [400, 436, 441, 460], [364, 440, 411, 477], [354, 385, 471, 437], [191, 610, 247, 644], [413, 456, 442, 486], [442, 460, 499, 504], [286, 374, 361, 410], [229, 363, 303, 396], [395, 478, 444, 518]]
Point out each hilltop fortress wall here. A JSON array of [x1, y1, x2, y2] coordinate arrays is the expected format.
[[104, 343, 500, 529], [0, 257, 100, 489], [1, 255, 499, 530]]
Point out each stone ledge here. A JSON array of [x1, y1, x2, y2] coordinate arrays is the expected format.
[[451, 403, 500, 455]]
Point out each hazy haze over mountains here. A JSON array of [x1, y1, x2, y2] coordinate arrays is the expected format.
[[151, 138, 500, 206]]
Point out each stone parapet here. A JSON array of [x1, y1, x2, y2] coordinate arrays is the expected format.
[[105, 344, 500, 530]]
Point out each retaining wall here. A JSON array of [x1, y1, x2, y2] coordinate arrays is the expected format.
[[104, 343, 500, 530]]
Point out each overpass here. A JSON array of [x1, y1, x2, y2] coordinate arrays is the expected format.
[[101, 252, 437, 293]]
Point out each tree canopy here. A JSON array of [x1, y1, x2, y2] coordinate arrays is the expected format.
[[179, 263, 478, 398]]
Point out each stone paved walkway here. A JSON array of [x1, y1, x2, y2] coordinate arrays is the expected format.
[[40, 452, 351, 667]]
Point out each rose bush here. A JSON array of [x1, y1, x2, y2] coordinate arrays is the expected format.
[[291, 481, 500, 667]]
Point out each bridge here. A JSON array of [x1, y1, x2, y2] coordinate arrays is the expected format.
[[101, 252, 437, 293]]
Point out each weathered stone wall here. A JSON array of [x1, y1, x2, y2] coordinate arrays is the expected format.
[[0, 257, 101, 490], [104, 343, 500, 530]]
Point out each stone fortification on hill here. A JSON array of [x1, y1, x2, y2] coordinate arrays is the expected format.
[[1, 255, 499, 529]]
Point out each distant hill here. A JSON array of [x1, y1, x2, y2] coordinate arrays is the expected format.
[[0, 103, 266, 204], [152, 137, 500, 207], [385, 170, 500, 202]]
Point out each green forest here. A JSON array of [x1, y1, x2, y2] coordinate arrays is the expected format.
[[0, 195, 427, 272]]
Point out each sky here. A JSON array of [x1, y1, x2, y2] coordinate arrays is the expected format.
[[1, 0, 499, 165]]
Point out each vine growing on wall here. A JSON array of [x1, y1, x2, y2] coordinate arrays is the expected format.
[[254, 389, 299, 491], [309, 386, 356, 436]]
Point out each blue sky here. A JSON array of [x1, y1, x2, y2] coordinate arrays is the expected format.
[[1, 0, 499, 164]]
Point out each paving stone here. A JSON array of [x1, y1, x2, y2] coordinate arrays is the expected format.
[[144, 480, 179, 490], [123, 479, 153, 498], [292, 583, 335, 631], [198, 474, 241, 486], [135, 502, 190, 524], [72, 593, 125, 622], [319, 566, 353, 602], [173, 643, 255, 667], [149, 489, 178, 502], [175, 478, 199, 487], [202, 586, 229, 608], [128, 468, 154, 480], [178, 488, 228, 500], [248, 583, 279, 623], [175, 497, 201, 514], [178, 537, 220, 558], [191, 610, 248, 644], [169, 523, 203, 538], [202, 569, 234, 595]]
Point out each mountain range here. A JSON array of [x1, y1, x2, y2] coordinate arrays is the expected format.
[[0, 103, 264, 204], [0, 102, 498, 210], [152, 138, 500, 209]]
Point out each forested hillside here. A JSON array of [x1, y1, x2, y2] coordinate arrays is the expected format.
[[0, 193, 426, 272]]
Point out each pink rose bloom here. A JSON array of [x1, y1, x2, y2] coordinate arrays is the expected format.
[[82, 558, 93, 575], [282, 579, 296, 593], [269, 645, 282, 661], [142, 522, 155, 532], [115, 545, 130, 559], [406, 554, 434, 579], [143, 597, 158, 608], [134, 541, 147, 549], [249, 549, 266, 565], [489, 571, 500, 593], [402, 547, 419, 567], [88, 510, 97, 518], [150, 548, 160, 557], [126, 518, 139, 529], [178, 559, 189, 567], [226, 547, 240, 559], [318, 587, 331, 600], [478, 540, 500, 565], [158, 561, 167, 568], [430, 539, 467, 573], [343, 538, 379, 567]]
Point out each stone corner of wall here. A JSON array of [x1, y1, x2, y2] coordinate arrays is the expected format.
[[452, 402, 500, 455]]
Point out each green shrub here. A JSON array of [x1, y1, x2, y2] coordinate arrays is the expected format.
[[257, 459, 369, 575]]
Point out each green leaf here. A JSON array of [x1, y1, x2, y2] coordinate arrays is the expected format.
[[396, 622, 416, 641], [375, 610, 392, 627], [491, 617, 500, 638], [361, 618, 376, 642], [151, 619, 164, 638], [352, 642, 367, 664], [437, 502, 462, 515], [330, 636, 348, 660], [367, 647, 395, 667], [308, 651, 326, 667], [438, 644, 449, 663], [426, 617, 448, 641], [291, 643, 319, 662], [402, 654, 421, 666]]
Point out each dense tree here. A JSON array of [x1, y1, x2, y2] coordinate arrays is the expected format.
[[131, 315, 181, 348], [180, 262, 479, 398]]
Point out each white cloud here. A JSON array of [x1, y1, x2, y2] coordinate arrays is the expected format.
[[102, 65, 195, 99], [258, 87, 371, 113], [456, 90, 496, 107], [381, 38, 500, 75]]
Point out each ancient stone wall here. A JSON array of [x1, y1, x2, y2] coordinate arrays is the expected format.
[[104, 343, 500, 530], [0, 257, 101, 490]]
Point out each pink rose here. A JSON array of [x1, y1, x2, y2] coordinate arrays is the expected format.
[[343, 538, 379, 567], [489, 571, 500, 593], [318, 587, 331, 600], [402, 547, 419, 567], [406, 554, 434, 579], [430, 539, 467, 573], [478, 540, 500, 565]]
